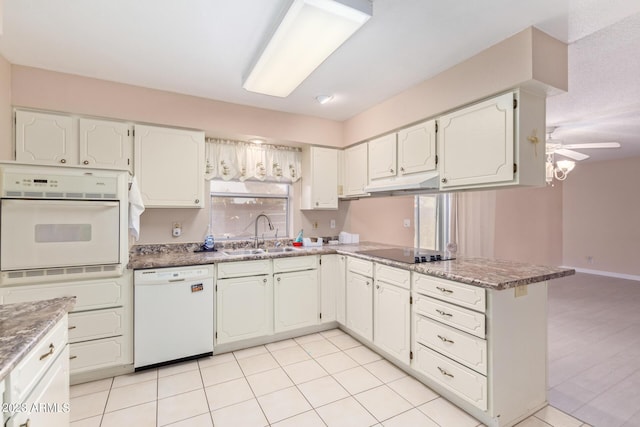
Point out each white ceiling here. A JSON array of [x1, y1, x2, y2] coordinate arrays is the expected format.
[[1, 0, 640, 162]]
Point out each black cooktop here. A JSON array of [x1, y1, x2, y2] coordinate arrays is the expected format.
[[356, 248, 454, 264]]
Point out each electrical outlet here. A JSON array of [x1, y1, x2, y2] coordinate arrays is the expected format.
[[514, 285, 528, 298], [312, 221, 318, 229], [403, 218, 411, 228], [330, 219, 336, 229], [172, 222, 182, 237], [586, 255, 594, 264]]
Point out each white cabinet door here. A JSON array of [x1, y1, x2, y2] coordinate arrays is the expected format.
[[374, 281, 410, 364], [346, 271, 373, 341], [15, 110, 77, 166], [368, 133, 397, 181], [438, 92, 514, 189], [79, 118, 132, 171], [301, 146, 338, 209], [274, 269, 319, 333], [134, 124, 205, 208], [397, 120, 437, 176], [320, 254, 345, 324], [216, 275, 273, 344], [343, 144, 369, 197]]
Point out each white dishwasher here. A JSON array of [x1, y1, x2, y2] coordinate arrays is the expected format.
[[134, 264, 214, 369]]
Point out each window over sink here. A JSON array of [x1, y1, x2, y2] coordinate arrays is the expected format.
[[210, 180, 290, 240]]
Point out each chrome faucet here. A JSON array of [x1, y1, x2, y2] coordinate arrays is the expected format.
[[254, 214, 274, 248]]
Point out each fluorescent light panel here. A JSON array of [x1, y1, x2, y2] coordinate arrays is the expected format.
[[243, 0, 372, 97]]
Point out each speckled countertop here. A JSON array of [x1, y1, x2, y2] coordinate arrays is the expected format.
[[128, 241, 574, 290], [0, 297, 76, 382]]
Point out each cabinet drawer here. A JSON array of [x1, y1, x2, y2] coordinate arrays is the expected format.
[[7, 316, 68, 404], [273, 255, 318, 273], [69, 336, 130, 374], [1, 278, 125, 311], [414, 314, 487, 375], [217, 259, 271, 279], [68, 308, 125, 343], [347, 257, 373, 277], [375, 264, 410, 290], [414, 344, 487, 410], [413, 274, 485, 312], [414, 294, 485, 338]]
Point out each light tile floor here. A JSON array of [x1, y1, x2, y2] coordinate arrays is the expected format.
[[548, 273, 640, 427], [70, 329, 589, 427]]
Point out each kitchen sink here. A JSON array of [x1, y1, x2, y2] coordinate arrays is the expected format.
[[265, 247, 299, 253], [222, 248, 265, 256]]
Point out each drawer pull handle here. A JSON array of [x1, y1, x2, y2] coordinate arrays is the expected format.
[[68, 326, 77, 330], [436, 309, 452, 317], [39, 343, 55, 361], [19, 418, 31, 427], [436, 286, 453, 294], [69, 355, 78, 360], [437, 335, 454, 344], [437, 366, 454, 378]]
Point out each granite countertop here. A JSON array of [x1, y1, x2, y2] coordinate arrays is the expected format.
[[128, 241, 574, 290], [0, 297, 76, 382]]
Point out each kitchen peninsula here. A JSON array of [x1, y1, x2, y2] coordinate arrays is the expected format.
[[129, 241, 573, 427], [0, 297, 76, 427]]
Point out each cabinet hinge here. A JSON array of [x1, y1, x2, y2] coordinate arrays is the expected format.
[[410, 351, 413, 360], [319, 258, 322, 265], [410, 296, 413, 304], [127, 158, 131, 166], [319, 312, 322, 319], [513, 98, 518, 109], [435, 122, 438, 133], [215, 332, 217, 339], [435, 154, 438, 166], [128, 129, 130, 137], [513, 163, 518, 174], [215, 284, 217, 291]]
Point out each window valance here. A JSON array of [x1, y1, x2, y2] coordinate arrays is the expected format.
[[205, 139, 301, 182]]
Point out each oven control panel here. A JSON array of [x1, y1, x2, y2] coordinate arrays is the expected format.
[[0, 170, 119, 199]]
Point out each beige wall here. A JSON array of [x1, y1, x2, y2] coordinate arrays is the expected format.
[[0, 54, 11, 160], [342, 27, 567, 146], [562, 156, 640, 275], [9, 65, 343, 148], [342, 196, 415, 247], [494, 184, 563, 266]]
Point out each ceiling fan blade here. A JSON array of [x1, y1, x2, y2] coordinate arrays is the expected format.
[[561, 142, 621, 149], [554, 149, 590, 161]]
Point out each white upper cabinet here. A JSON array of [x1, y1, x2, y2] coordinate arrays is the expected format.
[[300, 146, 338, 210], [368, 133, 397, 181], [15, 110, 133, 172], [15, 110, 78, 166], [341, 143, 369, 197], [437, 90, 545, 190], [368, 119, 437, 185], [134, 124, 205, 208], [397, 120, 437, 176], [79, 118, 133, 171]]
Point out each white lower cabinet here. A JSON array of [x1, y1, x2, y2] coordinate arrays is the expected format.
[[0, 273, 132, 381], [319, 254, 345, 324], [346, 269, 373, 342], [216, 275, 273, 344], [373, 278, 410, 365], [5, 316, 70, 427], [274, 269, 318, 333]]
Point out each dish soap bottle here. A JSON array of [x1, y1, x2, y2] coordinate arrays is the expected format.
[[203, 226, 215, 251]]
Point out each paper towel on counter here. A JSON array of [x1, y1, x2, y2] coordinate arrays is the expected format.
[[128, 176, 145, 241], [339, 232, 359, 244]]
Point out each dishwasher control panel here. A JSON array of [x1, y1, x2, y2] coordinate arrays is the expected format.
[[135, 265, 213, 284]]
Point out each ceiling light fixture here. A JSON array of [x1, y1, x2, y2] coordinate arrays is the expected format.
[[243, 0, 372, 98], [546, 153, 575, 184], [316, 94, 334, 104], [249, 138, 264, 145]]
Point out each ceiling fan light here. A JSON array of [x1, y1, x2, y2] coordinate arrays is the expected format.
[[242, 0, 372, 98], [556, 160, 575, 173]]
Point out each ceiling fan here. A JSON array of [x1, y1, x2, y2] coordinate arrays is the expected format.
[[545, 126, 620, 161], [545, 126, 620, 183]]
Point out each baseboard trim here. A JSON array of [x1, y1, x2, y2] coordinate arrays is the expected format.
[[561, 266, 640, 282]]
